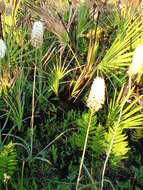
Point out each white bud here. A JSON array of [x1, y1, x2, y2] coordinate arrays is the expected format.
[[0, 39, 6, 60], [128, 44, 143, 77], [3, 173, 10, 184], [86, 77, 105, 112], [31, 21, 44, 48]]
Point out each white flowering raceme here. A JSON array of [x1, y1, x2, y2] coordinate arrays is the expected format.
[[31, 21, 44, 48], [86, 77, 105, 112], [0, 39, 6, 60], [128, 44, 143, 77]]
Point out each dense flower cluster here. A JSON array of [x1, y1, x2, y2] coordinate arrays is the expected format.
[[128, 44, 143, 77], [86, 77, 105, 112], [0, 39, 6, 60], [31, 21, 44, 48]]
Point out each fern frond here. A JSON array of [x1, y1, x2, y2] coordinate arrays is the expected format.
[[131, 128, 143, 142], [70, 112, 96, 149], [90, 124, 105, 159], [104, 86, 143, 166], [70, 112, 105, 159], [0, 142, 17, 182], [104, 124, 130, 166]]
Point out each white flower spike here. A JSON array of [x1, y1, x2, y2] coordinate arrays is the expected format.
[[0, 39, 6, 60], [128, 44, 143, 77], [86, 77, 105, 112], [31, 21, 44, 48]]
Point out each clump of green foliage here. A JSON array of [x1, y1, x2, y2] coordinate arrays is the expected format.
[[0, 0, 143, 189]]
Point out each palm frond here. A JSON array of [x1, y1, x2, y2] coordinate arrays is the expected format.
[[77, 4, 91, 38], [97, 15, 143, 78], [25, 1, 69, 47], [48, 54, 73, 96]]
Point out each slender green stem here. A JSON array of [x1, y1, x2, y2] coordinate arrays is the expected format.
[[38, 50, 42, 95], [103, 179, 116, 190], [67, 43, 81, 71], [34, 128, 75, 158], [76, 109, 94, 190], [21, 161, 25, 188], [0, 60, 1, 76], [5, 183, 8, 190], [100, 104, 124, 190], [0, 113, 2, 149], [129, 76, 131, 93], [0, 128, 1, 149], [100, 81, 133, 190], [83, 163, 97, 190]]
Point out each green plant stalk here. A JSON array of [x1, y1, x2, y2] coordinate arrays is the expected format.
[[83, 163, 97, 190], [129, 76, 131, 93], [67, 43, 81, 71], [20, 160, 25, 188], [0, 61, 1, 77], [30, 49, 37, 159], [5, 183, 8, 190], [38, 50, 42, 95], [34, 128, 75, 159], [76, 109, 94, 190], [103, 179, 115, 190], [0, 128, 2, 150], [101, 83, 135, 189]]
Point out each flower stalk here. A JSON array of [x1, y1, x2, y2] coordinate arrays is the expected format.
[[30, 50, 37, 159], [30, 21, 44, 159], [76, 77, 105, 190], [76, 109, 94, 190]]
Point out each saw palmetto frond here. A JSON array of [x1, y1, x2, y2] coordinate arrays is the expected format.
[[25, 1, 69, 47]]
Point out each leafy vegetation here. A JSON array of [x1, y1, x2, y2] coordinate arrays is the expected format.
[[0, 0, 143, 189]]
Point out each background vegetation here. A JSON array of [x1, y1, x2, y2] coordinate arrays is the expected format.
[[0, 0, 143, 189]]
